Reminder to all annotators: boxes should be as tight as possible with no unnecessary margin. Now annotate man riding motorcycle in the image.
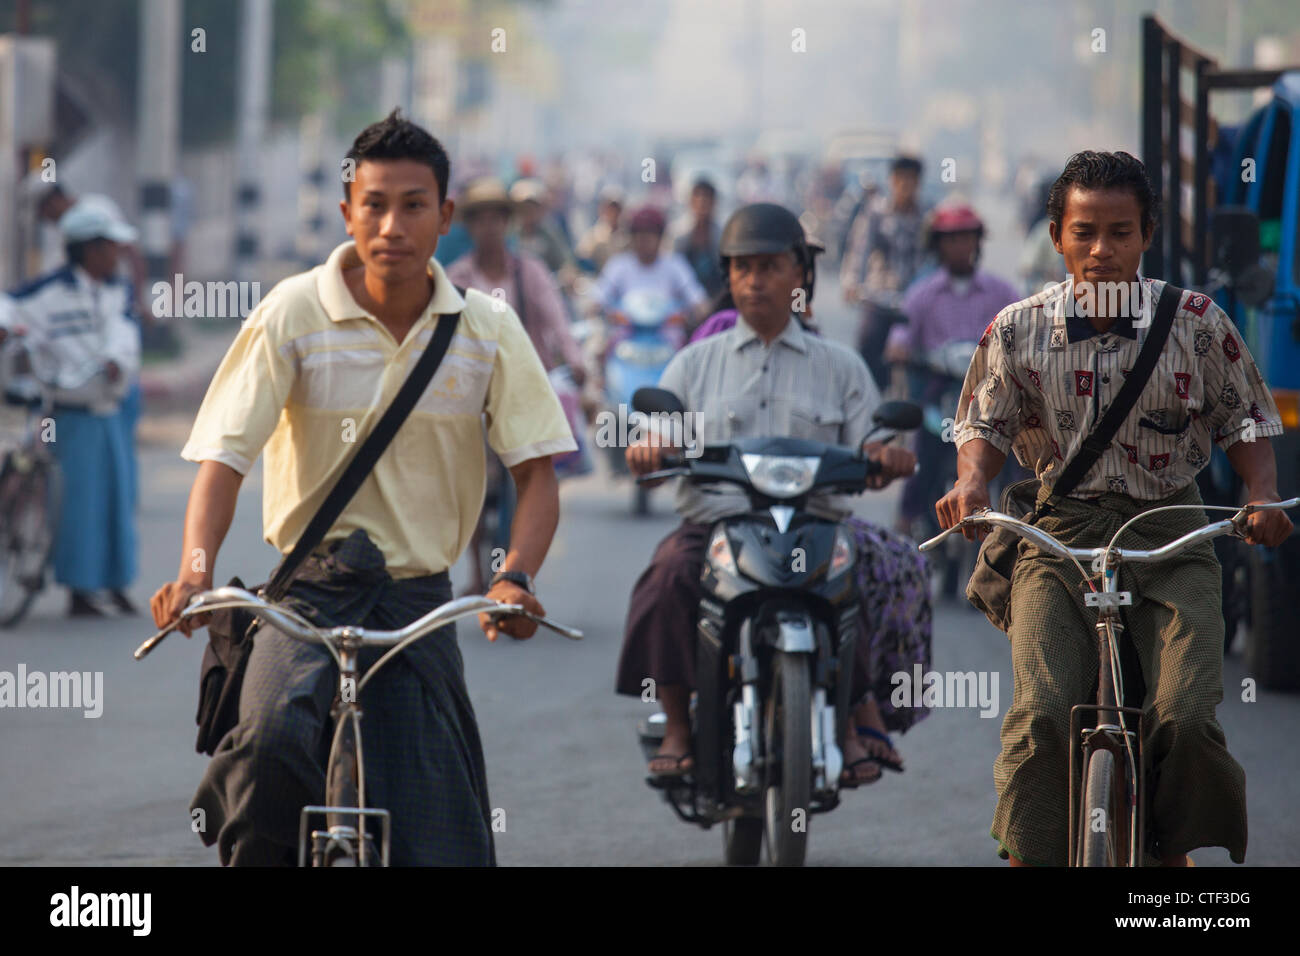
[884,204,1020,541]
[616,202,929,788]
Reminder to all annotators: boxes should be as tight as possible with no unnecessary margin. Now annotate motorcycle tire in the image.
[763,651,812,867]
[722,817,763,866]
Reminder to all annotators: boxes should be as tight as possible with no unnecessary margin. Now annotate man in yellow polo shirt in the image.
[150,110,576,865]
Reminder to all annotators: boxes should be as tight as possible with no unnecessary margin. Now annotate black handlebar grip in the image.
[661,452,684,469]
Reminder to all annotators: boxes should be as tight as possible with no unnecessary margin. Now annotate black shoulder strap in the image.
[263,309,461,600]
[1047,282,1183,503]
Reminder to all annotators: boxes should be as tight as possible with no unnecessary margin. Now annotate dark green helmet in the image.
[718,202,823,299]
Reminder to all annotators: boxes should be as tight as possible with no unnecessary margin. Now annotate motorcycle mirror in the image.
[1211,206,1261,280]
[872,400,923,432]
[632,386,685,416]
[1233,262,1274,308]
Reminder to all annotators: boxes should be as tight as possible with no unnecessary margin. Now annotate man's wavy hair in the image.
[1047,150,1160,237]
[343,108,450,204]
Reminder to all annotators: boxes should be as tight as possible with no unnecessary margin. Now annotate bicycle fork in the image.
[298,640,392,867]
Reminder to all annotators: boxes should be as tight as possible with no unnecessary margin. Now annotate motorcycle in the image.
[896,339,980,599]
[630,385,921,865]
[603,289,684,515]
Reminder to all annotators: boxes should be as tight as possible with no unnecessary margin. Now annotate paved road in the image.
[2,198,1296,865]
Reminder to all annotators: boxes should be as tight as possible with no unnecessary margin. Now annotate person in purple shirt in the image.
[883,205,1021,540]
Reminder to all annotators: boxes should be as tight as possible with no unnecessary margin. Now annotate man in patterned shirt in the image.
[937,151,1293,867]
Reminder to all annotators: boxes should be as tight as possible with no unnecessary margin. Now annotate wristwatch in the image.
[489,569,535,594]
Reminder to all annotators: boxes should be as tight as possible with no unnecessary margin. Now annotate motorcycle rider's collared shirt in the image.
[181,241,576,579]
[953,276,1283,500]
[887,267,1021,356]
[658,312,883,524]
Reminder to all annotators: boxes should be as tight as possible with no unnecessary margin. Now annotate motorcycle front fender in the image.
[771,610,816,653]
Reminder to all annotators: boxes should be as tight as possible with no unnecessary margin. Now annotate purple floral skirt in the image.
[847,517,933,734]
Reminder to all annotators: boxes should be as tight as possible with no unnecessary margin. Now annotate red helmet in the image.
[929,204,985,236]
[628,205,667,234]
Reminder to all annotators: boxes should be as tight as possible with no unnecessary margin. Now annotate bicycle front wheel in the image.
[1080,749,1123,866]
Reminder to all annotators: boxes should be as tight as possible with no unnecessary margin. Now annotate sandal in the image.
[838,756,884,789]
[647,752,694,778]
[855,726,905,773]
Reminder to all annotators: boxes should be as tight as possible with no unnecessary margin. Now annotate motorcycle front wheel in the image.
[763,651,812,866]
[722,816,763,865]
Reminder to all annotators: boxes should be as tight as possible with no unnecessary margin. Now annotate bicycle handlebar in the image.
[918,498,1300,567]
[133,586,584,661]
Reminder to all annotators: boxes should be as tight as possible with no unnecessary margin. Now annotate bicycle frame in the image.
[136,586,583,866]
[921,496,1299,866]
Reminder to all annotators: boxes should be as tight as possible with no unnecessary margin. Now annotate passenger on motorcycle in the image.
[883,204,1020,538]
[616,202,931,788]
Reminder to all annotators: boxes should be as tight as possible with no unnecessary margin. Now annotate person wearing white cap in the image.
[3,199,142,617]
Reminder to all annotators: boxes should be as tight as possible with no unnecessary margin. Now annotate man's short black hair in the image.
[691,177,717,198]
[343,108,450,203]
[891,155,923,176]
[1047,150,1160,236]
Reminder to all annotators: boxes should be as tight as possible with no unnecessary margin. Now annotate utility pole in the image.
[295,111,326,269]
[233,0,272,281]
[136,0,181,284]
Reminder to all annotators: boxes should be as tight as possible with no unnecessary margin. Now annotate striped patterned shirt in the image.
[953,277,1283,500]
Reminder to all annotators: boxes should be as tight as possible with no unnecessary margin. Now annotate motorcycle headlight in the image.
[829,525,856,580]
[707,526,737,576]
[741,454,820,499]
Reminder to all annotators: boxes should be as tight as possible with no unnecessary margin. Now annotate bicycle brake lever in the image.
[488,603,584,640]
[134,621,180,660]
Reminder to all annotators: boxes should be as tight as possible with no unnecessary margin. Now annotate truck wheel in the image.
[1247,538,1300,690]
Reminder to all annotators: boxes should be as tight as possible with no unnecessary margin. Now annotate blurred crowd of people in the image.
[0,133,1069,614]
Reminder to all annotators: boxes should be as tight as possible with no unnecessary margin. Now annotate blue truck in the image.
[1143,16,1300,688]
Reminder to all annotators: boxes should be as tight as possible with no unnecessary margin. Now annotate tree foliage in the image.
[0,0,410,147]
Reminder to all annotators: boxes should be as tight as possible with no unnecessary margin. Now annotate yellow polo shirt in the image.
[181,241,577,578]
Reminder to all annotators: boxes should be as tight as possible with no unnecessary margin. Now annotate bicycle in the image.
[0,337,104,627]
[134,585,583,866]
[920,496,1299,866]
